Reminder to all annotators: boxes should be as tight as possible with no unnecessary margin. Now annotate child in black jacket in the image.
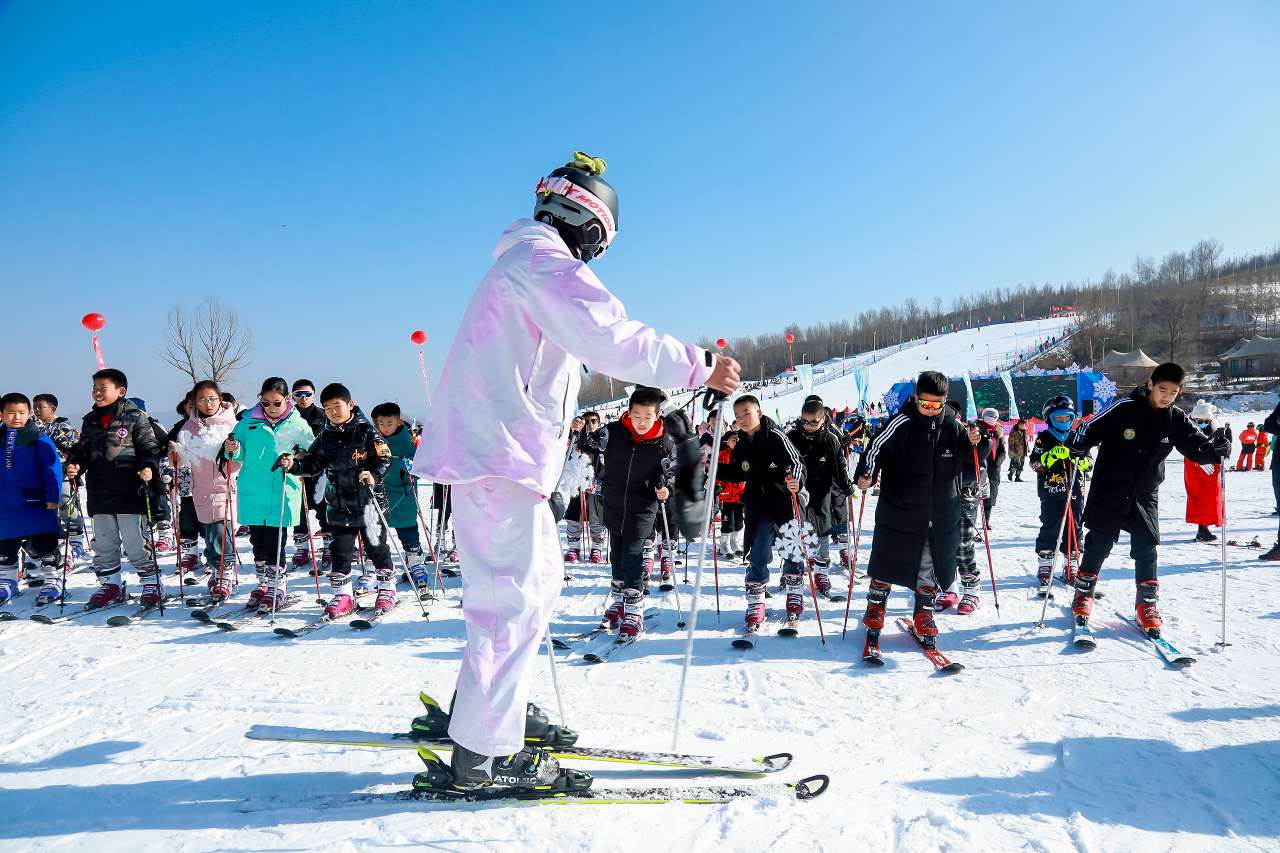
[280,384,396,619]
[1065,363,1227,636]
[581,387,673,638]
[853,372,984,650]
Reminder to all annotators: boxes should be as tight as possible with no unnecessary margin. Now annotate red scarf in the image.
[622,412,665,444]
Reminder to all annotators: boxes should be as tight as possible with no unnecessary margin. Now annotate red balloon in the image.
[410,330,428,345]
[785,333,795,344]
[81,312,106,332]
[715,338,727,349]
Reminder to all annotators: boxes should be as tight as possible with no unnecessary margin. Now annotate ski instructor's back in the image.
[413,152,740,794]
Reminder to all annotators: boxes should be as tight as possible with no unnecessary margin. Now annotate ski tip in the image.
[793,774,831,801]
[760,752,793,772]
[105,615,133,627]
[777,627,799,637]
[551,639,570,650]
[862,655,884,667]
[29,614,55,624]
[583,654,606,664]
[730,639,754,650]
[272,627,299,638]
[940,662,965,673]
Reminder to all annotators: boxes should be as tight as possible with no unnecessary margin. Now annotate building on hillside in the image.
[1094,349,1160,388]
[1218,337,1280,379]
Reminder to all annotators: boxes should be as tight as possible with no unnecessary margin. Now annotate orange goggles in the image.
[916,399,945,411]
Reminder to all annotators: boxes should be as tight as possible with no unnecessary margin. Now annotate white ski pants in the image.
[447,476,564,755]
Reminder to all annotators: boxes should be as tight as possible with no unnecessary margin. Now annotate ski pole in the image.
[673,386,727,753]
[217,482,234,600]
[659,498,686,628]
[788,489,827,645]
[542,627,569,731]
[1034,457,1079,628]
[270,469,288,624]
[841,488,868,640]
[170,481,185,592]
[710,514,721,616]
[410,478,444,599]
[59,484,74,614]
[972,445,1001,616]
[366,482,429,619]
[141,488,165,617]
[1216,460,1230,649]
[580,492,589,562]
[299,478,324,605]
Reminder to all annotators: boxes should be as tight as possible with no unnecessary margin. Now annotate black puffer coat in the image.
[786,425,853,536]
[584,416,674,541]
[291,408,392,528]
[67,399,161,516]
[719,415,806,527]
[1068,386,1222,542]
[854,400,985,589]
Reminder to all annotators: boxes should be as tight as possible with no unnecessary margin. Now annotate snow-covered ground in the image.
[4,354,1279,853]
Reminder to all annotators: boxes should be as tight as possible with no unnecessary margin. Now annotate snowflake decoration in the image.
[1093,376,1118,405]
[775,518,818,563]
[882,390,901,412]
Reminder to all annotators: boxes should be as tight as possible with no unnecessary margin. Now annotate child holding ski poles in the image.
[64,369,163,610]
[715,430,745,559]
[786,398,854,600]
[277,384,396,619]
[717,394,807,630]
[580,386,675,637]
[1028,395,1086,597]
[853,371,984,653]
[221,377,314,611]
[175,380,239,600]
[371,402,433,598]
[1063,363,1228,637]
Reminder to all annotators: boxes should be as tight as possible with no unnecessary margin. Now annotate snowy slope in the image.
[751,315,1076,421]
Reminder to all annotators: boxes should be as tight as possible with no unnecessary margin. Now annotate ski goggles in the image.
[915,399,945,412]
[800,417,824,426]
[292,390,314,399]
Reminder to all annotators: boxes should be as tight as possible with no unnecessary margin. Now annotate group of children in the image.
[0,368,456,621]
[552,360,1230,652]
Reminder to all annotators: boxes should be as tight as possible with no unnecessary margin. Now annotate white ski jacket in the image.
[414,219,715,498]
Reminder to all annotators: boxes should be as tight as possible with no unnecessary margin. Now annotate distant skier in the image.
[411,152,740,795]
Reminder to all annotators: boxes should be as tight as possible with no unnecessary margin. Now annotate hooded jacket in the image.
[413,219,716,498]
[291,407,393,529]
[583,413,674,541]
[1067,385,1222,541]
[0,421,62,540]
[175,402,239,525]
[67,398,161,517]
[854,399,985,589]
[224,401,314,527]
[380,423,420,530]
[786,424,853,536]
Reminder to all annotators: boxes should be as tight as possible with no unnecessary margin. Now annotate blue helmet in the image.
[1041,394,1075,439]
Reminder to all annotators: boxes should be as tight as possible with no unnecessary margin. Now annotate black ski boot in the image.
[410,746,592,800]
[411,692,579,747]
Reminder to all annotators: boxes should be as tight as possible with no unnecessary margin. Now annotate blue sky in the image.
[2,1,1277,421]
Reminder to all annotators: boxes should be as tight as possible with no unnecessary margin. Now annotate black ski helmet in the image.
[1040,394,1075,421]
[534,152,619,262]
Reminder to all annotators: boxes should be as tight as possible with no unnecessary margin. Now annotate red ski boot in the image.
[619,589,644,639]
[862,580,891,630]
[783,572,804,618]
[602,581,624,629]
[88,575,126,610]
[744,581,767,628]
[1071,571,1099,620]
[934,590,960,611]
[1135,580,1162,637]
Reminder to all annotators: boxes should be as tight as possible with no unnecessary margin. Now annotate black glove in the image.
[1212,432,1231,460]
[548,491,567,523]
[662,409,708,540]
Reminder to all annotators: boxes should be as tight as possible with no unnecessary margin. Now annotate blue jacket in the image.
[0,421,63,540]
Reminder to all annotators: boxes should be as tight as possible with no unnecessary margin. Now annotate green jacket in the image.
[226,403,314,527]
[382,424,420,530]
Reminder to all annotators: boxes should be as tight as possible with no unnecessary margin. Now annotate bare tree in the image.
[161,296,254,386]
